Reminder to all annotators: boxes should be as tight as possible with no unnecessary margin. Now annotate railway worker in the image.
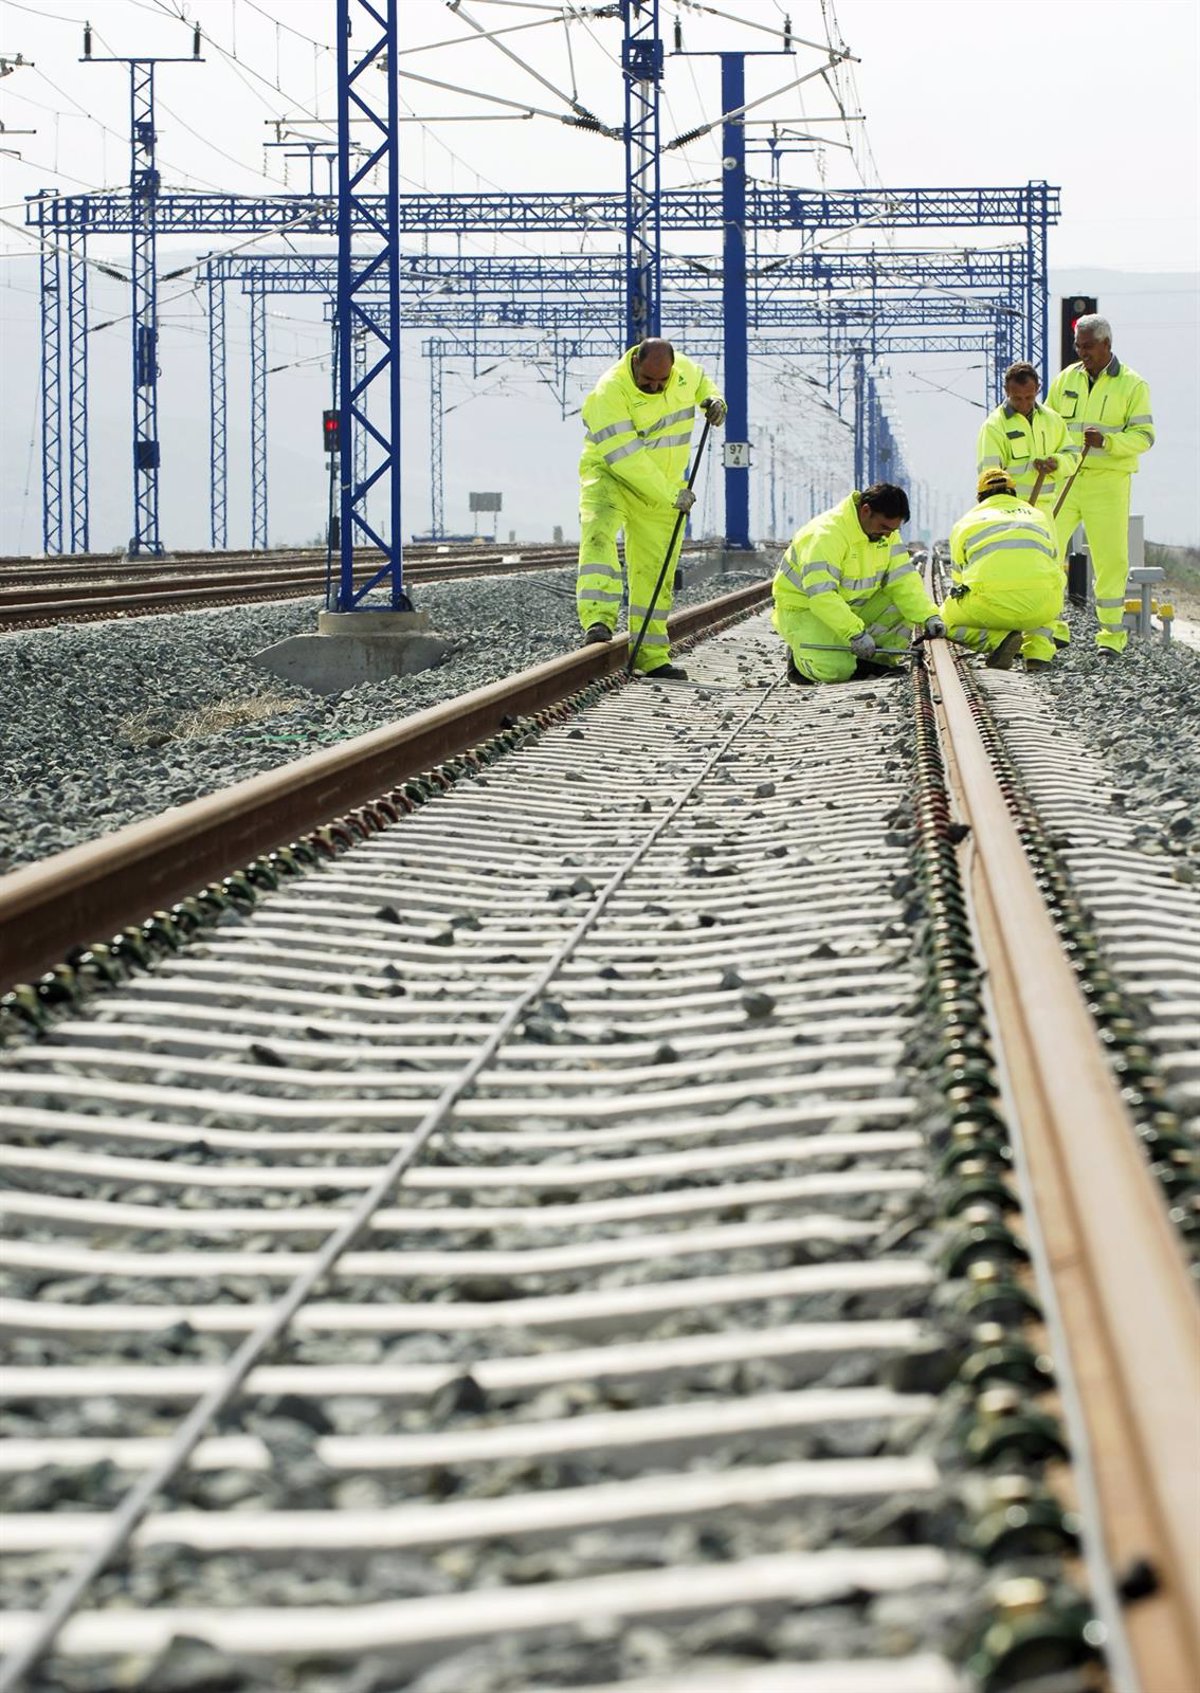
[938,469,1064,670]
[772,483,944,684]
[977,361,1068,519]
[1045,314,1155,656]
[576,336,726,680]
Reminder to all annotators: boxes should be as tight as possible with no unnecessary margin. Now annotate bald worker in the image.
[576,337,725,680]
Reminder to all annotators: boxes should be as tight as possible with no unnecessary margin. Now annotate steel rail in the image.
[927,637,1200,1692]
[0,658,781,1692]
[0,552,598,630]
[0,581,769,994]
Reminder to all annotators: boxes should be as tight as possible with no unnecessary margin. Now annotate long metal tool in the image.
[1051,441,1090,518]
[1028,466,1048,507]
[627,413,713,677]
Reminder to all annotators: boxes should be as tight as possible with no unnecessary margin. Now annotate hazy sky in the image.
[1,0,1197,552]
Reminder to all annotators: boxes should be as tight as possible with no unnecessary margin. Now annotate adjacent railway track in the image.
[0,542,601,631]
[0,587,1196,1692]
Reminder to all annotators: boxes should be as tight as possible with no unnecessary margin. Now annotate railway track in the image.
[0,589,1196,1692]
[0,542,597,631]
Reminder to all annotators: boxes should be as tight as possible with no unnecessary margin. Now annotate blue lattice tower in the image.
[852,347,867,490]
[249,284,269,549]
[335,0,407,611]
[84,30,201,555]
[352,327,369,501]
[39,217,64,555]
[65,204,89,553]
[720,51,751,549]
[206,260,227,550]
[622,0,662,347]
[428,339,444,539]
[1024,180,1051,371]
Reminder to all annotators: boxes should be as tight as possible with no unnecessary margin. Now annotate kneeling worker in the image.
[938,469,1063,669]
[773,484,943,684]
[576,336,726,680]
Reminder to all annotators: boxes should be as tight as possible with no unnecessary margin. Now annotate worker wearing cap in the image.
[576,337,725,680]
[1045,314,1155,656]
[773,483,943,684]
[977,362,1069,517]
[938,469,1063,670]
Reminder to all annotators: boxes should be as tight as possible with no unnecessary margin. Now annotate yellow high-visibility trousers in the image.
[1052,473,1133,654]
[938,568,1063,663]
[577,486,683,673]
[773,588,911,683]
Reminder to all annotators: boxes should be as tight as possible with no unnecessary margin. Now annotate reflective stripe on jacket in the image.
[1046,356,1155,477]
[949,494,1061,584]
[579,348,720,508]
[773,491,936,641]
[976,401,1069,501]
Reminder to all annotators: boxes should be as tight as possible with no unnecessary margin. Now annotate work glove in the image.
[923,615,947,639]
[702,397,727,426]
[673,487,696,513]
[848,631,876,660]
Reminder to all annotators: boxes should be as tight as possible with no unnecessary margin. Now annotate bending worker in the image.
[938,469,1064,671]
[576,336,725,681]
[1046,314,1155,656]
[977,360,1068,519]
[773,483,944,684]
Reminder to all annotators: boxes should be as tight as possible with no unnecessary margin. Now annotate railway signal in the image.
[322,409,341,454]
[1060,295,1098,369]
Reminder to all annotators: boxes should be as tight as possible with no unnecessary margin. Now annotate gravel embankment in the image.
[1036,608,1200,864]
[0,565,767,872]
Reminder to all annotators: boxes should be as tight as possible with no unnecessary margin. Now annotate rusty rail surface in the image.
[0,582,769,993]
[927,638,1200,1692]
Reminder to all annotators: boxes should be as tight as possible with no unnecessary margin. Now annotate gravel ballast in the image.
[0,564,766,872]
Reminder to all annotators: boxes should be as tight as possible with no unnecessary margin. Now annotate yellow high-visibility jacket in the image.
[976,402,1069,504]
[1045,357,1155,478]
[949,494,1061,583]
[774,492,936,640]
[579,348,720,509]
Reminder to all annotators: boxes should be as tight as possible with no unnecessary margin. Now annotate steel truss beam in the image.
[29,183,1061,238]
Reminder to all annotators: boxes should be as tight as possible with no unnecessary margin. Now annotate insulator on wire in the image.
[193,24,201,58]
[783,15,793,49]
[83,21,92,58]
[674,16,683,50]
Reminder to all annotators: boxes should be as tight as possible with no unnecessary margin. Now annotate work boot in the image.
[1023,657,1053,672]
[786,651,813,685]
[986,631,1024,671]
[643,662,689,681]
[583,624,613,645]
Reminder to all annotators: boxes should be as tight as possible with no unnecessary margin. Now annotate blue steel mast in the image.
[250,283,268,549]
[83,21,201,556]
[334,0,408,611]
[206,260,227,550]
[64,202,89,553]
[622,1,662,347]
[38,214,63,555]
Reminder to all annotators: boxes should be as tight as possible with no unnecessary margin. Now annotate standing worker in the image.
[977,361,1068,516]
[576,337,725,680]
[1046,315,1155,656]
[772,484,944,684]
[938,470,1064,671]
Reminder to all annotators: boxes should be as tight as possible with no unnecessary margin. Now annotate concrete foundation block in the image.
[252,625,453,694]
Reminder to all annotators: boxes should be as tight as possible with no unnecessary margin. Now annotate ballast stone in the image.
[252,609,452,695]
